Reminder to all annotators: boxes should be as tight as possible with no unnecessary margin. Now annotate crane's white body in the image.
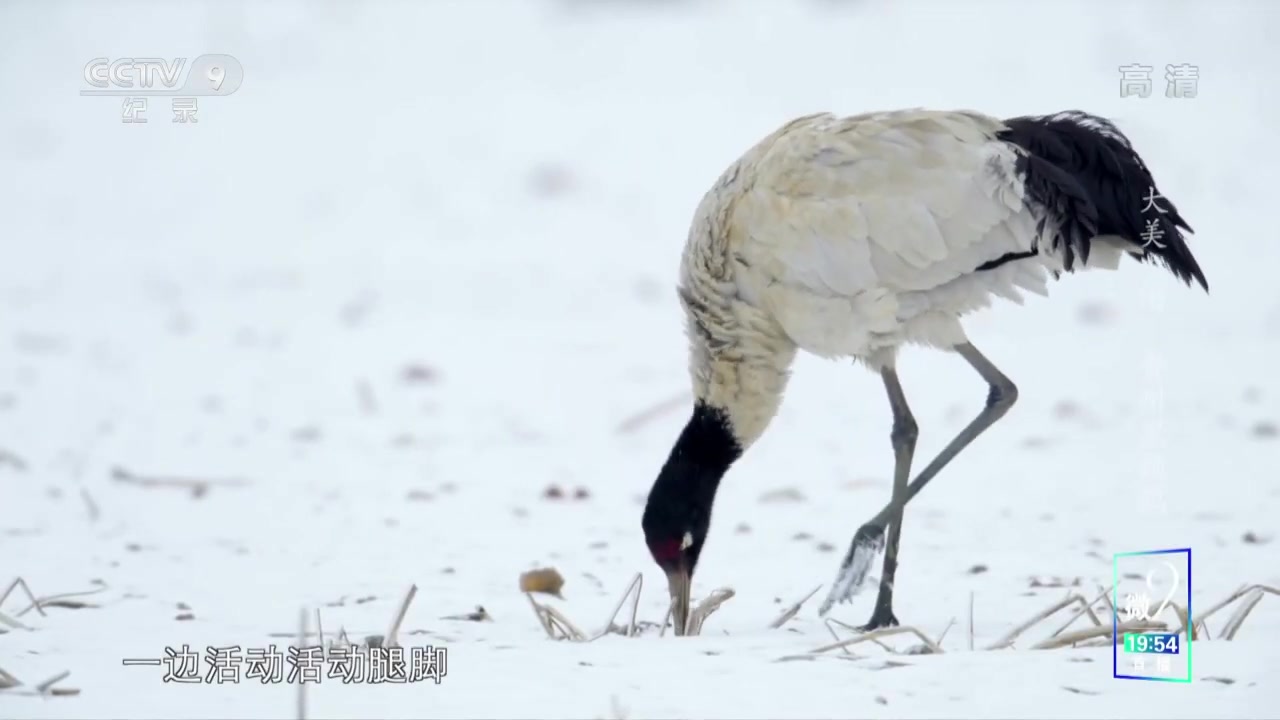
[643,107,1202,630]
[678,109,1141,448]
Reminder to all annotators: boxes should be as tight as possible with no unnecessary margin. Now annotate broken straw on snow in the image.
[784,579,1277,661]
[523,570,737,639]
[297,608,308,720]
[517,568,1273,650]
[110,465,251,498]
[0,578,82,696]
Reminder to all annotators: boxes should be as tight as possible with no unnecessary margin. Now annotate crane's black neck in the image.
[666,401,741,483]
[642,401,742,561]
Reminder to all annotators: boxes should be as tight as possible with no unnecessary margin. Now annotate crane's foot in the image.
[856,603,900,632]
[817,523,886,616]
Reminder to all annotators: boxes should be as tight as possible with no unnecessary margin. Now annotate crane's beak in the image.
[665,565,691,636]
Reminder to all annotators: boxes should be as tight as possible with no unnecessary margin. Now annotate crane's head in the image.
[642,488,710,637]
[641,402,741,636]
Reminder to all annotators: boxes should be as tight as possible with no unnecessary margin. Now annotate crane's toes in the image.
[856,606,900,632]
[816,524,886,616]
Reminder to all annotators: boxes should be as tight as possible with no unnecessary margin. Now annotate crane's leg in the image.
[819,342,1018,620]
[855,364,918,630]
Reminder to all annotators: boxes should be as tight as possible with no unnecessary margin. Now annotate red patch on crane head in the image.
[647,538,684,564]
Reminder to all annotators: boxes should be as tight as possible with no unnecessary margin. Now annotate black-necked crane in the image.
[641,109,1207,636]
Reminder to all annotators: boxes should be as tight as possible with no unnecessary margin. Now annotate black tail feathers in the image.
[997,110,1208,292]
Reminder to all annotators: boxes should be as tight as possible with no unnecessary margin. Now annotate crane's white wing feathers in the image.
[722,111,1060,357]
[739,112,1038,294]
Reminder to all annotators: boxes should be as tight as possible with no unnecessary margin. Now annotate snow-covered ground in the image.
[2,0,1278,717]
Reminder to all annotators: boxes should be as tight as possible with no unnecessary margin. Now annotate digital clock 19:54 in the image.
[1123,632,1180,654]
